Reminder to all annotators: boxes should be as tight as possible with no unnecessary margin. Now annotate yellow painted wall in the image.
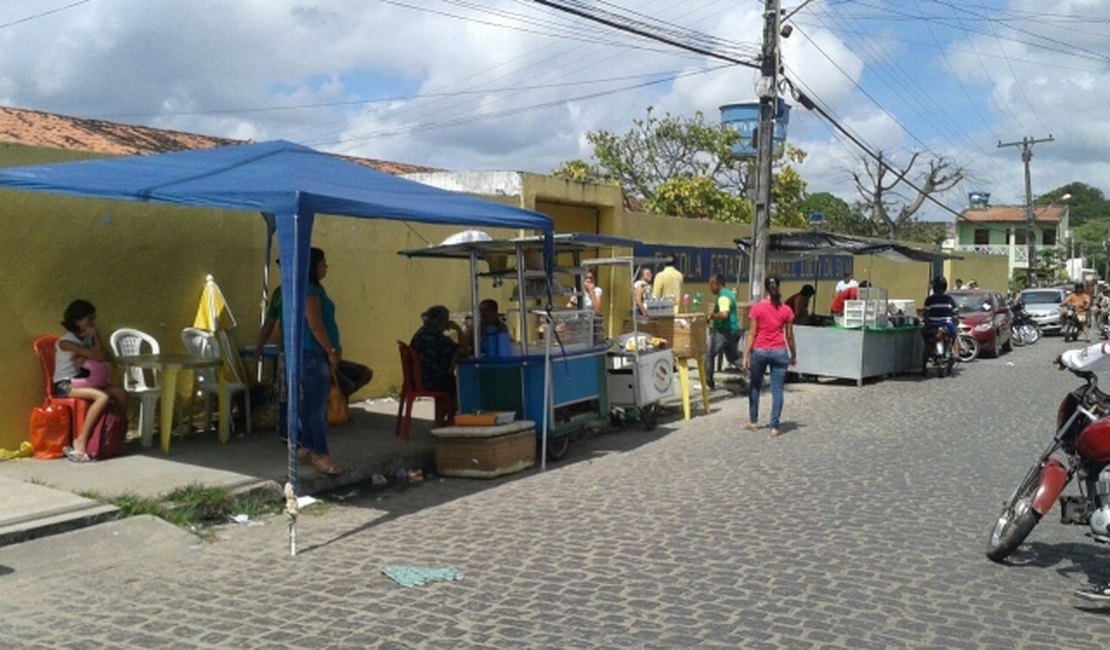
[944,254,1011,294]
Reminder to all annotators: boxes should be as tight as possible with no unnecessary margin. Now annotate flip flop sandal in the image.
[312,458,342,476]
[63,446,92,463]
[742,423,760,431]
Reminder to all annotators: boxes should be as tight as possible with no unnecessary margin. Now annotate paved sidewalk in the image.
[0,398,440,545]
[0,378,726,546]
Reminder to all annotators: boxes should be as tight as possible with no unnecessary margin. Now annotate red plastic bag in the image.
[87,403,128,460]
[29,402,72,459]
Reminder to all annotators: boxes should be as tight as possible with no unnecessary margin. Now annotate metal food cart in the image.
[400,233,639,463]
[583,255,675,430]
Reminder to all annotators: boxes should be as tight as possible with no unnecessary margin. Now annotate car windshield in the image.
[953,292,992,312]
[1022,291,1062,305]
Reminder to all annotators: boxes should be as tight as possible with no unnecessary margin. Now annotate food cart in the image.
[400,233,639,462]
[583,256,675,430]
[734,232,955,386]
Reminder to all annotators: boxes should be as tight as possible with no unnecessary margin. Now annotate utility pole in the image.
[998,135,1053,287]
[750,0,781,302]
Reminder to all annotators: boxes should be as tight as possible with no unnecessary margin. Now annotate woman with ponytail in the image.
[741,275,797,437]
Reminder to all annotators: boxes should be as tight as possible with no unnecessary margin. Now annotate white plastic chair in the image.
[181,327,251,436]
[109,327,162,448]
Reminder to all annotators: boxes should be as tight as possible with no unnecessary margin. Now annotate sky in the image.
[0,0,1107,220]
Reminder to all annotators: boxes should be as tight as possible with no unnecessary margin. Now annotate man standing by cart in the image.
[705,273,742,390]
[653,258,684,315]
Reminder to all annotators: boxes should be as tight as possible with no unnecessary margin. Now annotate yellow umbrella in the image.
[193,274,248,383]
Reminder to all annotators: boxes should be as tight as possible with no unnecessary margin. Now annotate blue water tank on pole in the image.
[720,99,791,159]
[968,191,990,209]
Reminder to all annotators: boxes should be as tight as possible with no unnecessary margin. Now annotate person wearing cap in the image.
[742,275,796,437]
[967,279,978,290]
[410,305,467,394]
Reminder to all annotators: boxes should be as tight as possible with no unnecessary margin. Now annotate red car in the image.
[950,290,1013,357]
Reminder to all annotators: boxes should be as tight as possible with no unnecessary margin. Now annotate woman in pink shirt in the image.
[742,276,797,437]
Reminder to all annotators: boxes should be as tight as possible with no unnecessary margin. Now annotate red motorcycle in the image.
[986,364,1110,562]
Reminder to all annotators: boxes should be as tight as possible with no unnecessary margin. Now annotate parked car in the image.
[950,290,1012,357]
[1019,287,1066,335]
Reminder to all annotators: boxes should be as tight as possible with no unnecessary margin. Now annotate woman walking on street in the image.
[742,275,796,437]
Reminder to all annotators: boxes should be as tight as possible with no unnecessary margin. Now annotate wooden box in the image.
[624,314,708,357]
[431,421,536,479]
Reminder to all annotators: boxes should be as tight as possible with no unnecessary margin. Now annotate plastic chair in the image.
[32,335,88,441]
[109,328,162,448]
[396,340,455,439]
[181,327,251,436]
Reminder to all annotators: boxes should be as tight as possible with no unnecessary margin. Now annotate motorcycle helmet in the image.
[931,276,948,294]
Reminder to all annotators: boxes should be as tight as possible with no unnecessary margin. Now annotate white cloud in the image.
[0,0,1105,209]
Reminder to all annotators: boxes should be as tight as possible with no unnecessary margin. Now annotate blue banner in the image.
[633,244,853,283]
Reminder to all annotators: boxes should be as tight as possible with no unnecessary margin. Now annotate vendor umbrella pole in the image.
[284,481,298,557]
[541,310,553,471]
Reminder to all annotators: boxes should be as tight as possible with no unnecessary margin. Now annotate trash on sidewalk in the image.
[371,474,388,486]
[229,513,263,526]
[0,441,32,461]
[295,495,319,509]
[334,489,360,501]
[382,565,463,587]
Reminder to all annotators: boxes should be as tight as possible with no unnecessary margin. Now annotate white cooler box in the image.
[607,348,675,406]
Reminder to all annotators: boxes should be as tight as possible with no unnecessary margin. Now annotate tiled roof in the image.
[0,105,436,174]
[958,205,1064,224]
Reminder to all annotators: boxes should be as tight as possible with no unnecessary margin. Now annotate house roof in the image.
[0,105,436,175]
[958,205,1065,224]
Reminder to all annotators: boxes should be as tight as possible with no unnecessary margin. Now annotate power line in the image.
[0,0,92,30]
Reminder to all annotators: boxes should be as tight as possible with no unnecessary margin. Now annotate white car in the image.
[1019,288,1066,334]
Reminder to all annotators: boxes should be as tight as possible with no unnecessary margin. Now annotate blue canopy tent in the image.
[0,139,553,554]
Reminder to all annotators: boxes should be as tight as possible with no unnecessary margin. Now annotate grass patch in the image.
[82,483,282,530]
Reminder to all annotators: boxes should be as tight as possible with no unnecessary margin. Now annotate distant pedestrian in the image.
[652,260,684,315]
[835,272,858,294]
[742,275,796,437]
[704,273,741,391]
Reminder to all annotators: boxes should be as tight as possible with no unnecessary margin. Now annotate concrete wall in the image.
[945,254,1011,294]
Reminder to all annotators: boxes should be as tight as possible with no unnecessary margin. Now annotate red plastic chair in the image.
[32,335,89,441]
[395,340,455,439]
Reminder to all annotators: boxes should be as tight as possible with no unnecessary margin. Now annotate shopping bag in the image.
[29,402,72,459]
[326,373,349,427]
[87,403,128,460]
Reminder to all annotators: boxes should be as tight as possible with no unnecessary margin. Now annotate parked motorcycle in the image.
[1062,305,1082,342]
[956,330,980,362]
[986,364,1110,562]
[1009,300,1041,347]
[922,317,957,377]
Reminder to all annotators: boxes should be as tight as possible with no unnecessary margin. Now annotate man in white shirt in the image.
[835,272,858,294]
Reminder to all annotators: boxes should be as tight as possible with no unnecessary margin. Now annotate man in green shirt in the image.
[705,273,742,390]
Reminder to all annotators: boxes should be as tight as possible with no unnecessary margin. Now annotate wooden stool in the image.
[674,355,710,420]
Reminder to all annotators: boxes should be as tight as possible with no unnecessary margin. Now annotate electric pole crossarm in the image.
[998,135,1054,287]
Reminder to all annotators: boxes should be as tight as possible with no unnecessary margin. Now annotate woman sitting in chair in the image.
[55,299,127,463]
[410,305,467,394]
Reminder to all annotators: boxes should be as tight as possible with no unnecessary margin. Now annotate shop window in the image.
[973,229,990,245]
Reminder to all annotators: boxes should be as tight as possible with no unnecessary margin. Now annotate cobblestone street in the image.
[3,337,1109,649]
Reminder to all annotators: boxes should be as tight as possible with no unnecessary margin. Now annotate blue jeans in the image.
[299,350,330,456]
[748,348,790,429]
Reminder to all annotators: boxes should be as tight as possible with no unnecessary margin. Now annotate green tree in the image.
[797,193,872,235]
[552,107,806,225]
[1036,182,1109,227]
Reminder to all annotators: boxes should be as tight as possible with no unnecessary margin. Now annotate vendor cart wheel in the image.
[642,405,658,431]
[609,411,625,429]
[545,435,570,462]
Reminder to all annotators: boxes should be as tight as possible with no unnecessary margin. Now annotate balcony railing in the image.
[951,244,1059,268]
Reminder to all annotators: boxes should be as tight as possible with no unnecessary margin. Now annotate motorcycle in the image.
[922,317,957,377]
[1009,300,1041,347]
[956,329,980,363]
[986,364,1110,562]
[1062,305,1082,342]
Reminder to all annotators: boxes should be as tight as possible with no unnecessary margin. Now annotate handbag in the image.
[29,402,72,459]
[87,402,128,460]
[70,359,110,389]
[326,371,349,427]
